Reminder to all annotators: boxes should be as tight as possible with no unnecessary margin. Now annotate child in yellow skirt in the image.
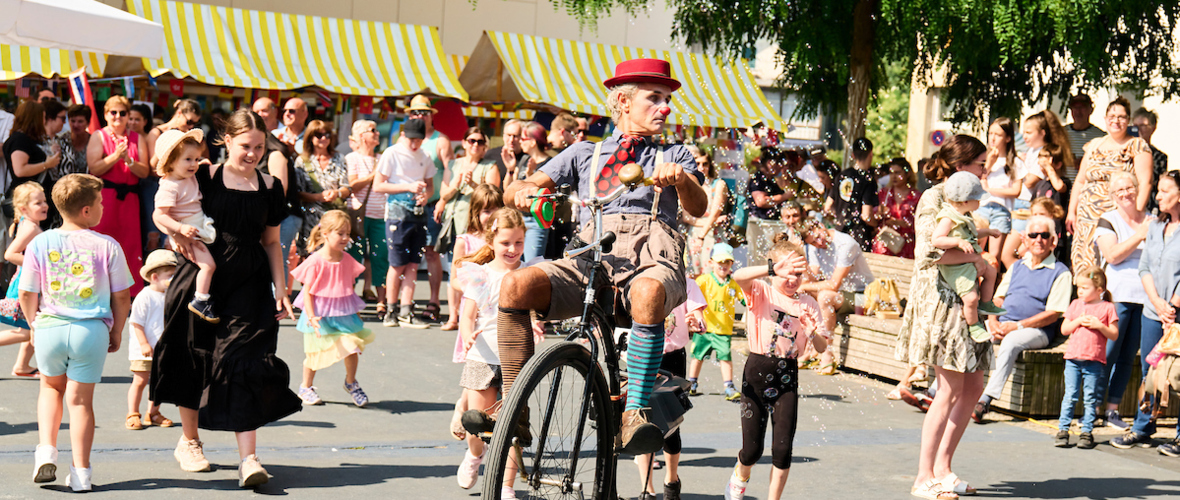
[290,210,375,407]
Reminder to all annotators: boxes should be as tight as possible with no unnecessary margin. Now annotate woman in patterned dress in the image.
[1067,96,1153,272]
[294,120,350,254]
[895,135,991,500]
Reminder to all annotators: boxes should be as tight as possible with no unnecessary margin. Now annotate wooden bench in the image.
[830,253,1177,418]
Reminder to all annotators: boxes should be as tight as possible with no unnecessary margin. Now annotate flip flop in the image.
[11,369,39,378]
[938,473,976,496]
[912,478,958,500]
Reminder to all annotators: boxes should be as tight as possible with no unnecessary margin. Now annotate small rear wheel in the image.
[481,341,615,499]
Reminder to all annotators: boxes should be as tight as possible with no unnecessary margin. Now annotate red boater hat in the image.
[603,58,682,92]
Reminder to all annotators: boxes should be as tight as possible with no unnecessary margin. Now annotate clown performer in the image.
[463,58,805,455]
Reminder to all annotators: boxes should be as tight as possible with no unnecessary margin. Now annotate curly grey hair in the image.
[605,84,638,125]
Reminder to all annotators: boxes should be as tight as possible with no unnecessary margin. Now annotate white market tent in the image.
[0,0,163,59]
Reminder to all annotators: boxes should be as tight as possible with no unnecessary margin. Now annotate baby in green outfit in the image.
[933,171,1006,341]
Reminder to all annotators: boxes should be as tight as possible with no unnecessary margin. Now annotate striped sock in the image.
[625,322,665,411]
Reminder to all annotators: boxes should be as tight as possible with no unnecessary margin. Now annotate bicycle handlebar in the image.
[526,163,650,208]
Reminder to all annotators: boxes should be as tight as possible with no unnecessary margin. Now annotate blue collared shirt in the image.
[1139,219,1180,321]
[539,129,702,226]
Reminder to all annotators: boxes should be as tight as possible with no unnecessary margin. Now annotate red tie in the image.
[596,135,641,194]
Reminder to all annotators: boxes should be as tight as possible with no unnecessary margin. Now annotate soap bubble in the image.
[764,387,779,399]
[781,374,792,385]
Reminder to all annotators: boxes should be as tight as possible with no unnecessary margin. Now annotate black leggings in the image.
[659,348,686,455]
[738,353,799,469]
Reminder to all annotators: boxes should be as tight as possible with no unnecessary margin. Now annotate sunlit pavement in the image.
[1,284,1179,499]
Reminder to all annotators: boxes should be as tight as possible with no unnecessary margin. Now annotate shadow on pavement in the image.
[799,393,844,402]
[101,376,134,384]
[0,420,38,436]
[366,400,454,414]
[678,455,817,468]
[986,477,1180,498]
[91,462,455,493]
[268,420,337,428]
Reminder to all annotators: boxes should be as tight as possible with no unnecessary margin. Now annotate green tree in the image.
[538,0,1180,141]
[864,61,910,162]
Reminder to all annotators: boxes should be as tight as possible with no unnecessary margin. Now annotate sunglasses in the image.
[283,108,298,114]
[312,132,329,139]
[1027,231,1053,240]
[108,110,128,117]
[186,119,200,127]
[465,138,487,145]
[576,129,588,135]
[409,110,431,117]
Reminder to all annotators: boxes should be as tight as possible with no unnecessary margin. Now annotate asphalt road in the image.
[2,295,1180,499]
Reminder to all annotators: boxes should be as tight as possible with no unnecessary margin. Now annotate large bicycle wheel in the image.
[482,340,615,500]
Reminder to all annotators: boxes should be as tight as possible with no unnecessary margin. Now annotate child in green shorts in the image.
[932,172,1005,342]
[689,243,746,401]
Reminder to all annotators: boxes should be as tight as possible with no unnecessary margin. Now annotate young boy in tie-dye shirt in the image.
[21,174,133,492]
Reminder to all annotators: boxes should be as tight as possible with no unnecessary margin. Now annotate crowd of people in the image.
[2,72,1179,500]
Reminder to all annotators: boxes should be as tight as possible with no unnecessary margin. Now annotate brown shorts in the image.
[533,213,687,322]
[130,359,152,372]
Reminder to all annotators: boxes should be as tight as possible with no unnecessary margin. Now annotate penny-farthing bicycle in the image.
[481,164,668,500]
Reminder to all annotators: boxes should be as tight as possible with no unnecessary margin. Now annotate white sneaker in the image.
[724,468,748,500]
[457,449,482,489]
[67,465,92,492]
[501,486,518,499]
[32,444,57,483]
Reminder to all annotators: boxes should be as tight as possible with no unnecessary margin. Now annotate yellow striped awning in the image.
[126,0,467,100]
[1,45,105,80]
[459,31,786,130]
[446,54,533,120]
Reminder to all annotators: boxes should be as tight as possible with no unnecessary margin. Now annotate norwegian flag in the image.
[67,68,101,133]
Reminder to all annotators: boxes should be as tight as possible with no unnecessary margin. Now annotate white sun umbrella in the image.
[0,0,163,59]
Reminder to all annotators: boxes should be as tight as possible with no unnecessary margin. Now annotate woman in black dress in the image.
[150,109,300,488]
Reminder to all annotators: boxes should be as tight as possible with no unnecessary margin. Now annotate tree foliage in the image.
[542,0,1180,126]
[865,61,910,161]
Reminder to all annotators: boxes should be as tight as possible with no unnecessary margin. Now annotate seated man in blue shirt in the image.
[464,58,710,456]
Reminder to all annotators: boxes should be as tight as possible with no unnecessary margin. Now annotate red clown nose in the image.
[657,105,671,116]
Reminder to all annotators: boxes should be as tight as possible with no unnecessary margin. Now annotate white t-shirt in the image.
[128,288,165,361]
[982,156,1029,209]
[376,142,436,201]
[460,259,541,365]
[1094,210,1148,305]
[806,230,874,293]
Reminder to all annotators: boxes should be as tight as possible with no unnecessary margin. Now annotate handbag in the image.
[876,226,906,255]
[862,278,903,318]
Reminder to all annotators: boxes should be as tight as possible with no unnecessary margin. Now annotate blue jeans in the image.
[975,203,1012,233]
[1059,359,1104,432]
[1010,199,1032,233]
[279,214,303,274]
[1130,316,1166,437]
[1104,302,1143,404]
[523,216,549,262]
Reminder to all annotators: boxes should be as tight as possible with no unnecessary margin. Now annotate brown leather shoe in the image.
[461,402,532,447]
[620,408,663,455]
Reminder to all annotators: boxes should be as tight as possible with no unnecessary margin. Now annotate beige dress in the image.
[1071,136,1150,271]
[895,183,993,373]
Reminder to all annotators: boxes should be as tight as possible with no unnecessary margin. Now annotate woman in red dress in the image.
[872,159,919,258]
[86,95,150,295]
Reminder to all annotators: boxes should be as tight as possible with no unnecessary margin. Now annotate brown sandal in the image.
[375,302,387,317]
[125,412,143,430]
[149,411,174,427]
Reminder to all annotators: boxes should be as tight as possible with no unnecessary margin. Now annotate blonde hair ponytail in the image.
[9,182,44,237]
[306,210,351,253]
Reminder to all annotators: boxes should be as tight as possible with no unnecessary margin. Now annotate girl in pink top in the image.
[1056,268,1118,448]
[152,129,219,323]
[725,234,826,500]
[290,211,374,408]
[443,185,504,332]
